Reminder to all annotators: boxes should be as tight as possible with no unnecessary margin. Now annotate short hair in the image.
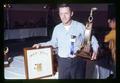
[57,3,73,12]
[109,17,116,23]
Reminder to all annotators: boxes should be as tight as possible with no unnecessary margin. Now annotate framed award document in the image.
[24,46,54,79]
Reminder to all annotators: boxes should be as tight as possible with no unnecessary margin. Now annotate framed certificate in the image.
[24,46,54,79]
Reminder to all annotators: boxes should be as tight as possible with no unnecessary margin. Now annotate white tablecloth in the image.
[4,56,58,79]
[4,56,26,79]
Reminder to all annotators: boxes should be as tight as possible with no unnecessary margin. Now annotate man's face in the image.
[59,7,73,25]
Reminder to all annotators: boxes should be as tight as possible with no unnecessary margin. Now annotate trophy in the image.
[4,47,13,67]
[75,7,98,60]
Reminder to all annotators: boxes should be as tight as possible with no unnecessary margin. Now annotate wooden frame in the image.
[24,46,54,79]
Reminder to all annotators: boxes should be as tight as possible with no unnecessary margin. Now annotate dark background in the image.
[1,0,119,82]
[3,3,115,57]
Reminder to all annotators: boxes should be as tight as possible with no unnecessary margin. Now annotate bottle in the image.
[70,35,76,55]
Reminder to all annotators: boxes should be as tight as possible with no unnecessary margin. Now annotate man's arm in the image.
[32,27,58,48]
[91,36,99,60]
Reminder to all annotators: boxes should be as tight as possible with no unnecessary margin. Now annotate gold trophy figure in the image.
[34,64,42,72]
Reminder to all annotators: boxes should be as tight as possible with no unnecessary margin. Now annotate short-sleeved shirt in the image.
[41,20,99,58]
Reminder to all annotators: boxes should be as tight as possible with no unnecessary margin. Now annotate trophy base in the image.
[4,57,13,67]
[75,50,92,60]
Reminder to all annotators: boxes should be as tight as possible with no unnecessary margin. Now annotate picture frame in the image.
[24,46,54,79]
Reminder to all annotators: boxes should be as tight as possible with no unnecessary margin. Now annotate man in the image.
[32,4,99,79]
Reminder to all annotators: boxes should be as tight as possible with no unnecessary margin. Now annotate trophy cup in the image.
[4,47,13,67]
[75,7,98,60]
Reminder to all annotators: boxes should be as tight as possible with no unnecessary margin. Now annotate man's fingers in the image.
[91,55,94,60]
[32,44,39,48]
[91,53,97,60]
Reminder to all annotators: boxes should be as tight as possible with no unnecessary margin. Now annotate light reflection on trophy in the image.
[75,7,98,59]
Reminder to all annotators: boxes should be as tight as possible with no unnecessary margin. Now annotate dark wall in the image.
[8,10,48,28]
[4,4,109,29]
[6,10,108,28]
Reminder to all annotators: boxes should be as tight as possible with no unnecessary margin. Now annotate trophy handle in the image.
[76,7,98,60]
[84,7,98,46]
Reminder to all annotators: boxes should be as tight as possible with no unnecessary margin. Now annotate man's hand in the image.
[84,45,90,52]
[32,44,41,49]
[91,52,97,60]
